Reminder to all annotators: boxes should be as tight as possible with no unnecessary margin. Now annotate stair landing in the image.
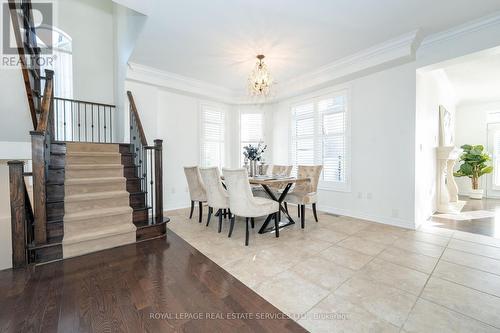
[62,142,136,258]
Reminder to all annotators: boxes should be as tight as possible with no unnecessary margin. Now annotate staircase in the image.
[62,143,136,258]
[7,0,167,268]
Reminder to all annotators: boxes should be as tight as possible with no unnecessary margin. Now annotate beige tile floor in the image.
[167,207,500,333]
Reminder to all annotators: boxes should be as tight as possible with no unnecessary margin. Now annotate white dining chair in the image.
[222,168,280,246]
[285,165,323,228]
[200,167,230,233]
[183,166,207,223]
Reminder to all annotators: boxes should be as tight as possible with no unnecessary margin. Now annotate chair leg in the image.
[300,205,305,229]
[274,213,279,238]
[218,211,223,233]
[284,202,289,214]
[198,202,203,223]
[206,207,213,226]
[228,208,232,218]
[223,209,227,219]
[189,201,195,219]
[245,217,250,246]
[228,215,235,238]
[298,205,301,218]
[251,218,255,229]
[312,203,319,222]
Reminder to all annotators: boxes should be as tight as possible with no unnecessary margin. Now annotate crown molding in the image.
[421,12,500,48]
[126,62,241,103]
[127,30,422,104]
[275,30,422,100]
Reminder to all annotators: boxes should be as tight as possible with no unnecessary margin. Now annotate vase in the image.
[469,188,484,200]
[249,160,257,177]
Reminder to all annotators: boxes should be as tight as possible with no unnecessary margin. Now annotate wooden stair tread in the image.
[134,217,170,228]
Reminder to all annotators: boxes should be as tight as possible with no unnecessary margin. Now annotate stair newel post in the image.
[45,70,55,139]
[154,139,163,222]
[8,161,27,268]
[30,131,47,245]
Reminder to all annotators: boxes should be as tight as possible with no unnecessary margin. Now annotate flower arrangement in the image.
[243,142,267,161]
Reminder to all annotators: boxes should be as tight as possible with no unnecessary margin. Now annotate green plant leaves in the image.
[455,144,493,179]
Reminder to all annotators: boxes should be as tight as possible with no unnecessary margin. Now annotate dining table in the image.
[248,176,311,234]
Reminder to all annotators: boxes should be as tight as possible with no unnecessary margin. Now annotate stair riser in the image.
[65,213,133,230]
[66,143,119,153]
[64,211,131,224]
[66,155,121,165]
[65,181,126,196]
[63,230,136,258]
[65,196,130,214]
[66,168,123,179]
[133,209,148,222]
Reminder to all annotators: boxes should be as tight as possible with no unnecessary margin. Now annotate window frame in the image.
[199,102,227,169]
[239,110,266,166]
[289,88,351,192]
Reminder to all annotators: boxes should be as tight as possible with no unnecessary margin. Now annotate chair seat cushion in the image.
[285,192,317,205]
[251,197,279,216]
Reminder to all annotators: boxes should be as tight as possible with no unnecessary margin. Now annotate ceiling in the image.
[129,0,500,92]
[445,52,500,106]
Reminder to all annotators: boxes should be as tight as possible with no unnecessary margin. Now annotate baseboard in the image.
[165,204,190,212]
[317,204,415,230]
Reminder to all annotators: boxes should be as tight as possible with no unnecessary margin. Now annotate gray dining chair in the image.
[285,165,323,228]
[222,168,280,246]
[184,166,207,223]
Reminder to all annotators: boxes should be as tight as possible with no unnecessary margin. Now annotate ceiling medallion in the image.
[248,54,274,97]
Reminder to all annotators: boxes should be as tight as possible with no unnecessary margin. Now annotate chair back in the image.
[295,165,323,193]
[272,165,293,177]
[222,168,254,216]
[183,166,207,201]
[200,167,228,209]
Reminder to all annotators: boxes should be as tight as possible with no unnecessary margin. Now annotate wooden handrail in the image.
[8,0,38,129]
[127,91,148,146]
[53,97,116,108]
[36,70,54,133]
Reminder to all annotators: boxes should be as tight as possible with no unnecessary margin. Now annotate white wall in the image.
[272,64,417,229]
[125,80,237,210]
[55,0,115,105]
[415,69,456,226]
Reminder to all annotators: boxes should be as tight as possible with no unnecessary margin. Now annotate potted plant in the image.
[453,144,493,199]
[243,142,267,177]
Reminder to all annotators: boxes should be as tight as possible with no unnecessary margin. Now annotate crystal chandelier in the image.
[248,55,273,96]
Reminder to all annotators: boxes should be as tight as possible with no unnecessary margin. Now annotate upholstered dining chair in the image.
[200,167,230,233]
[284,165,323,228]
[253,165,293,198]
[183,166,207,223]
[222,168,280,246]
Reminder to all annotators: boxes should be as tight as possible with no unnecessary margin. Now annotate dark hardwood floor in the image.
[0,232,306,333]
[430,196,500,238]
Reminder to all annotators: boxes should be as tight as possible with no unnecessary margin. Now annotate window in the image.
[200,104,225,168]
[291,91,349,190]
[240,112,264,165]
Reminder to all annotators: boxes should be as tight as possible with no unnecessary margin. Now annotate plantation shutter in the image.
[319,96,346,182]
[240,113,264,164]
[200,105,225,168]
[291,103,315,173]
[493,131,500,188]
[290,91,349,188]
